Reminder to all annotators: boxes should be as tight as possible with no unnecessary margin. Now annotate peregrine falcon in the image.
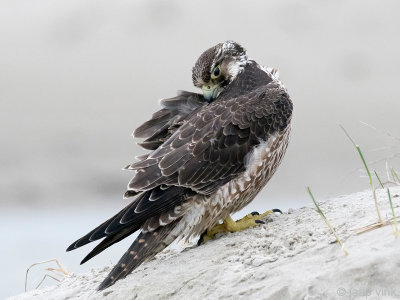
[67,41,293,290]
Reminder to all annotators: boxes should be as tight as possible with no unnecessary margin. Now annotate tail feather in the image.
[80,225,139,265]
[98,219,181,291]
[66,202,135,252]
[67,186,191,253]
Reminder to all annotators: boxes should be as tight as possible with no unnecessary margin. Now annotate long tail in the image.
[80,226,138,265]
[98,219,181,291]
[66,186,192,262]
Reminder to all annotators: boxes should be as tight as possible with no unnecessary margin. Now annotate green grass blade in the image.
[391,168,400,184]
[387,188,398,237]
[355,146,373,185]
[340,125,382,223]
[374,170,384,189]
[307,187,348,256]
[339,124,357,148]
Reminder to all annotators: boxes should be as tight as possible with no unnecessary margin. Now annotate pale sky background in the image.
[1,0,400,298]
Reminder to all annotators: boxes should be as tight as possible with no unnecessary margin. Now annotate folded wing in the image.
[127,86,293,195]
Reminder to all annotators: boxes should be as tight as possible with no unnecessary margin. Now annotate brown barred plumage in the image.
[67,41,293,291]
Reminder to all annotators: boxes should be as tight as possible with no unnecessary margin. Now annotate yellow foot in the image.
[197,209,281,245]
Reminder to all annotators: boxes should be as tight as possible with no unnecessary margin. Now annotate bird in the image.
[66,41,293,291]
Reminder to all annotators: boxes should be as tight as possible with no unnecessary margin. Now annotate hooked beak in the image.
[202,84,219,101]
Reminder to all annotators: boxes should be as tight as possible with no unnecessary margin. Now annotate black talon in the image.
[197,230,208,246]
[251,211,260,216]
[272,209,282,214]
[255,220,265,224]
[197,236,204,246]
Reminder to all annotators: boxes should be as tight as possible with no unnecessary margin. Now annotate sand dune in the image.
[9,187,400,299]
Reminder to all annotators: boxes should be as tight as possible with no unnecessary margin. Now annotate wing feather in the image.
[127,86,293,195]
[133,91,207,150]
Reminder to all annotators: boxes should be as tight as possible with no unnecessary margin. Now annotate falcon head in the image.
[192,41,248,101]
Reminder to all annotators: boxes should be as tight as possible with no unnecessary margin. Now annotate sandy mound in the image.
[9,187,400,300]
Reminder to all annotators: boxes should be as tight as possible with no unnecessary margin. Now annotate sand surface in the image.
[9,187,400,300]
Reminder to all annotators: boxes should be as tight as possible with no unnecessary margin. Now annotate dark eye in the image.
[212,66,221,79]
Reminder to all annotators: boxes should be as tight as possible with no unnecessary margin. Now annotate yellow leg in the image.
[198,209,281,245]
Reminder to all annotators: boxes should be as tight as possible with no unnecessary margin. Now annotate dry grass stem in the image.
[25,258,68,292]
[353,216,400,235]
